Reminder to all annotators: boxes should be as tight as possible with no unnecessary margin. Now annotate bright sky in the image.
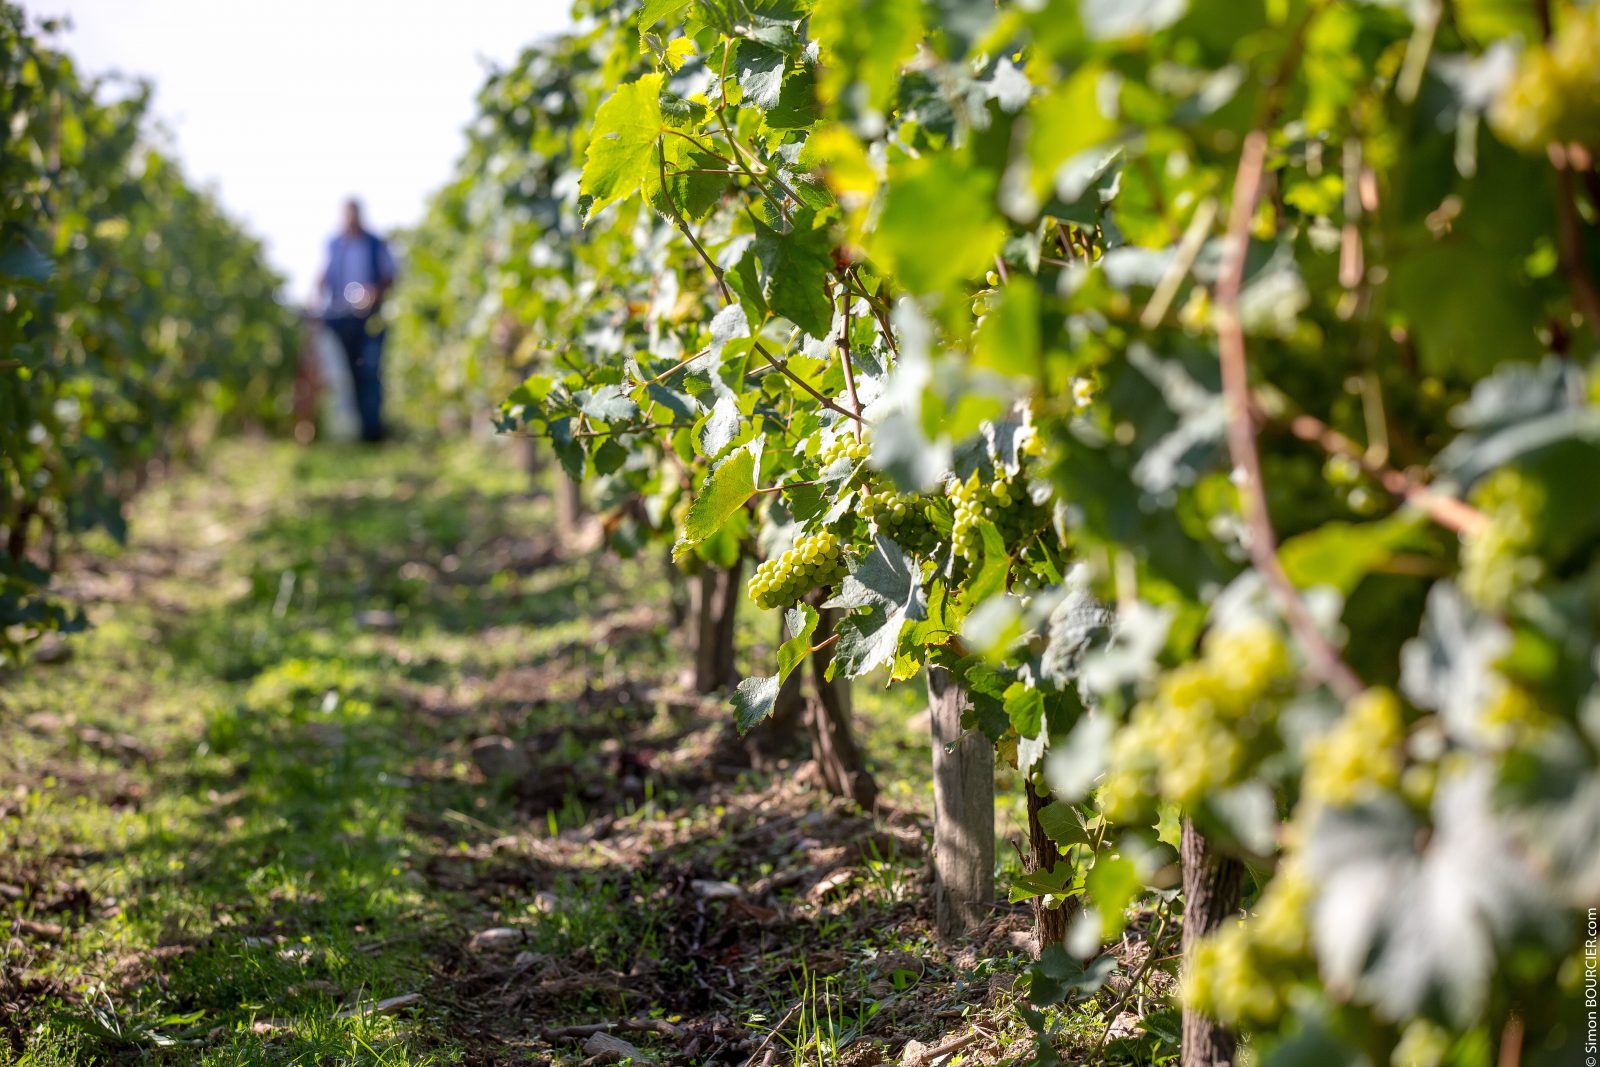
[41,0,575,302]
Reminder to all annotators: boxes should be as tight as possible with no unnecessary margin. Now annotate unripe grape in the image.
[1250,864,1311,959]
[1459,467,1545,611]
[1099,622,1294,821]
[947,467,1049,564]
[820,434,871,470]
[859,486,938,555]
[1491,6,1600,154]
[747,529,848,609]
[1303,687,1403,808]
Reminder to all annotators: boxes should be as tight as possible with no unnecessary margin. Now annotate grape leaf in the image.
[825,536,928,676]
[871,155,1005,296]
[1035,801,1092,848]
[579,74,664,219]
[675,443,758,558]
[637,0,691,29]
[732,604,820,731]
[749,214,836,339]
[737,42,786,110]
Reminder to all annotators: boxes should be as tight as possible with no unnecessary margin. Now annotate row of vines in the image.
[392,0,1600,1063]
[0,4,301,659]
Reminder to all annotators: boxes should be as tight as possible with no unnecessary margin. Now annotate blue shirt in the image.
[324,231,396,317]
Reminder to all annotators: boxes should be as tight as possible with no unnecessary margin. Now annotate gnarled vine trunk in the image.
[927,666,994,938]
[1180,819,1244,1067]
[1025,778,1068,953]
[692,560,742,694]
[806,601,877,810]
[739,611,808,765]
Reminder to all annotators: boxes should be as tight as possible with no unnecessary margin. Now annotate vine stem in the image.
[1531,0,1600,332]
[1252,392,1489,536]
[751,339,862,424]
[1550,144,1600,331]
[808,632,841,655]
[837,283,864,441]
[640,347,709,387]
[658,144,732,304]
[753,479,820,495]
[1216,129,1364,702]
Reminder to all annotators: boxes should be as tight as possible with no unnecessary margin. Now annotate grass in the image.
[1,436,1181,1066]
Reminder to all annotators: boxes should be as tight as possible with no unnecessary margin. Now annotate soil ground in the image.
[0,439,1178,1066]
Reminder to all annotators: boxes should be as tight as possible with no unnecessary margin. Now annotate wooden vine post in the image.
[926,666,994,938]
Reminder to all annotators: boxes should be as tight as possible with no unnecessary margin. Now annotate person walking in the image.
[319,199,397,442]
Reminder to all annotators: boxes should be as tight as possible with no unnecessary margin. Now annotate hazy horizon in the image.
[39,0,576,303]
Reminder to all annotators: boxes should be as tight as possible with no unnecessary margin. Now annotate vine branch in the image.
[1252,390,1489,536]
[658,143,732,304]
[751,339,862,423]
[1217,129,1364,702]
[837,282,864,441]
[1549,144,1600,331]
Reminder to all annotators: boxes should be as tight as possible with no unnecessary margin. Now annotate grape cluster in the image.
[947,470,1048,563]
[1479,677,1554,749]
[819,434,871,469]
[1459,468,1545,611]
[1302,687,1404,809]
[859,487,937,555]
[1098,621,1293,823]
[1181,863,1313,1026]
[1490,6,1600,154]
[746,529,848,610]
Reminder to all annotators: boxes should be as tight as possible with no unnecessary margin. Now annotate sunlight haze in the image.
[41,0,575,302]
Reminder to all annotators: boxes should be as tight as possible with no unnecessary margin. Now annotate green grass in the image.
[1,439,669,1065]
[1,436,1178,1066]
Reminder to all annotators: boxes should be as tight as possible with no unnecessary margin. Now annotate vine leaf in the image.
[1278,513,1426,596]
[748,214,836,339]
[807,0,923,110]
[699,396,741,459]
[579,73,664,219]
[637,0,691,30]
[575,384,638,423]
[1398,582,1510,746]
[675,442,759,559]
[1035,801,1092,848]
[736,42,787,110]
[1304,773,1551,1024]
[825,536,927,676]
[0,238,54,285]
[1028,946,1114,1005]
[871,155,1005,296]
[732,604,819,732]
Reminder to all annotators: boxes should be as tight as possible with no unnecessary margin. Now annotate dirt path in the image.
[0,440,1055,1067]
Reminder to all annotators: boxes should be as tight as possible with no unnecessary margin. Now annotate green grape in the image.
[1303,686,1404,808]
[1181,921,1283,1026]
[747,529,848,610]
[1459,468,1545,611]
[859,486,938,555]
[819,434,871,469]
[1250,863,1312,960]
[1491,6,1600,154]
[1391,1020,1453,1067]
[1099,621,1293,819]
[1182,861,1315,1029]
[1479,677,1554,748]
[947,467,1049,564]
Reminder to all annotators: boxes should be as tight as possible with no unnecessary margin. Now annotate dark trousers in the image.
[327,315,385,442]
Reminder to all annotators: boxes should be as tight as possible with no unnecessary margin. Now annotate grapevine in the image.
[373,0,1600,1063]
